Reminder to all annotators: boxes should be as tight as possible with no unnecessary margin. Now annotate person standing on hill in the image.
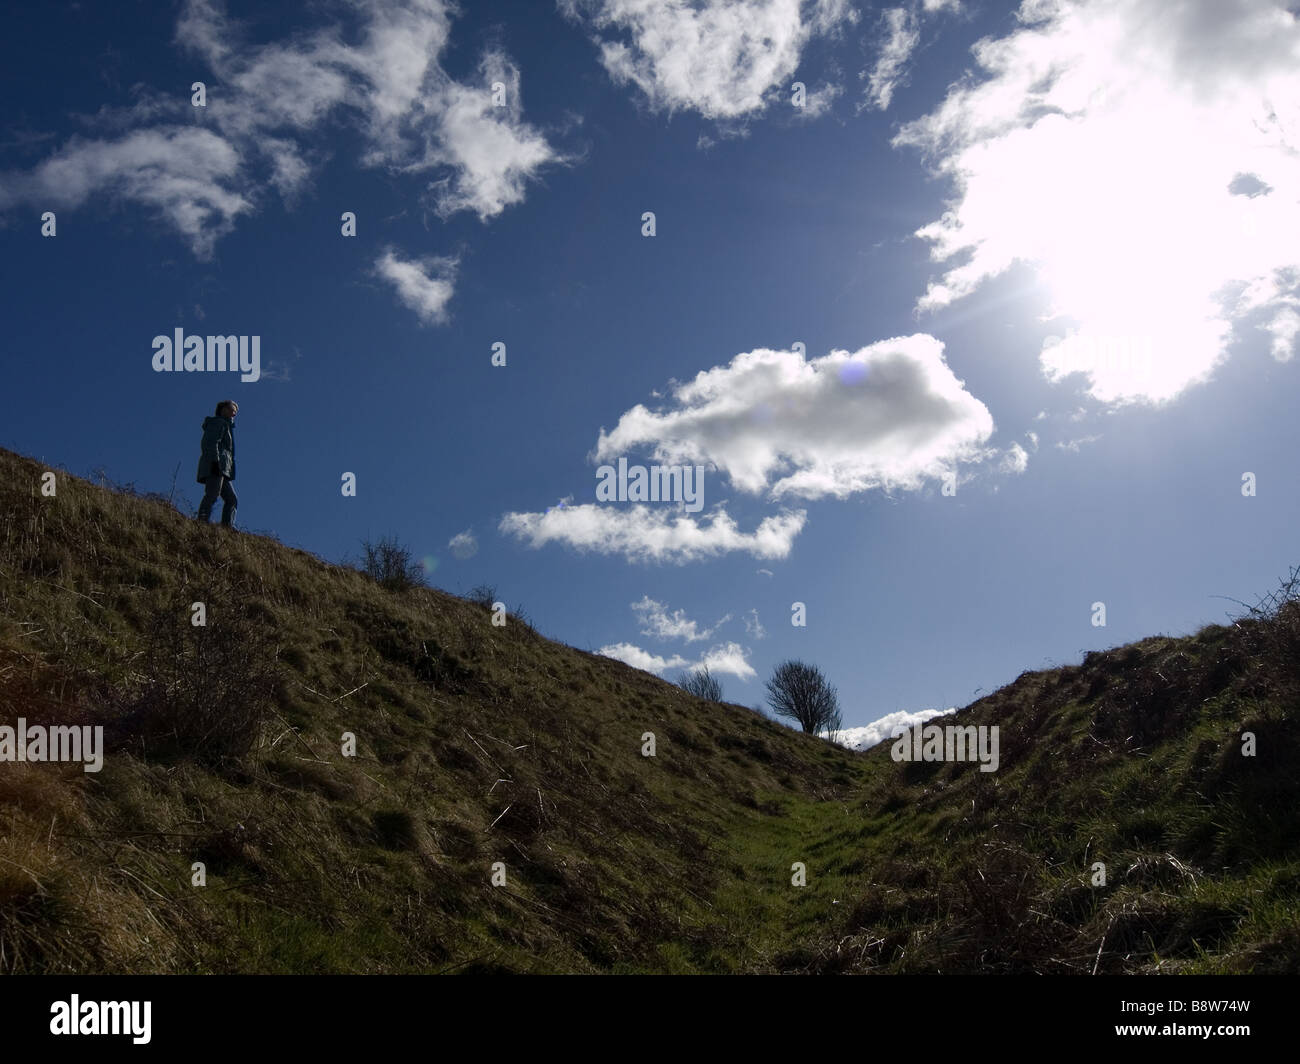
[196,400,238,528]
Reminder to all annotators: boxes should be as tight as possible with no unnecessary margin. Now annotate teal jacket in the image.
[196,415,236,483]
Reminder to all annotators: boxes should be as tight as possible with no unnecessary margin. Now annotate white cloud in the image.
[0,0,562,256]
[631,595,729,642]
[598,642,691,674]
[504,335,1001,565]
[595,336,995,500]
[0,127,251,259]
[187,0,563,222]
[448,528,478,559]
[598,639,755,680]
[865,8,920,112]
[896,0,1300,404]
[561,0,855,119]
[374,248,458,325]
[829,706,955,750]
[499,502,807,563]
[414,50,564,220]
[696,641,756,681]
[1000,441,1029,474]
[795,82,843,120]
[743,608,766,639]
[862,1,961,112]
[1056,434,1101,453]
[1264,304,1300,362]
[1237,283,1300,362]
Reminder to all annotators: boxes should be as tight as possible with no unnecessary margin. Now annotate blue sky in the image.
[3,0,1299,745]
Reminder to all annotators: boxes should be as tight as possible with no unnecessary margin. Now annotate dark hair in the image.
[215,400,239,417]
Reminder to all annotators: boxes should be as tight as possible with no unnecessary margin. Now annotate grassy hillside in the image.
[1,446,1296,973]
[718,624,1300,974]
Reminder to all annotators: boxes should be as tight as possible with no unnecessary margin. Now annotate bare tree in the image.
[765,660,840,738]
[678,665,723,701]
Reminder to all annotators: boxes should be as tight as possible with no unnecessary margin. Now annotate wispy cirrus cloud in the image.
[862,0,962,112]
[1056,434,1101,454]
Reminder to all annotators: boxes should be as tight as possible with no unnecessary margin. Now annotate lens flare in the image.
[839,361,869,386]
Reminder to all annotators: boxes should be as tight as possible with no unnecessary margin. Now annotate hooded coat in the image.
[196,415,236,484]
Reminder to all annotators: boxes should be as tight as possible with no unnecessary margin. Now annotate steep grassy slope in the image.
[1,445,1297,973]
[0,447,861,973]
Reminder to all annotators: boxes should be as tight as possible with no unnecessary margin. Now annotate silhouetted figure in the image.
[196,400,238,528]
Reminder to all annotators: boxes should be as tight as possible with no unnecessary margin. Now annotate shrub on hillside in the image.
[678,666,723,701]
[357,535,426,592]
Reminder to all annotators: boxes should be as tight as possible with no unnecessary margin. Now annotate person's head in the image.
[215,399,239,419]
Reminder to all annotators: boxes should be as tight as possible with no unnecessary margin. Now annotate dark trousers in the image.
[197,473,238,526]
